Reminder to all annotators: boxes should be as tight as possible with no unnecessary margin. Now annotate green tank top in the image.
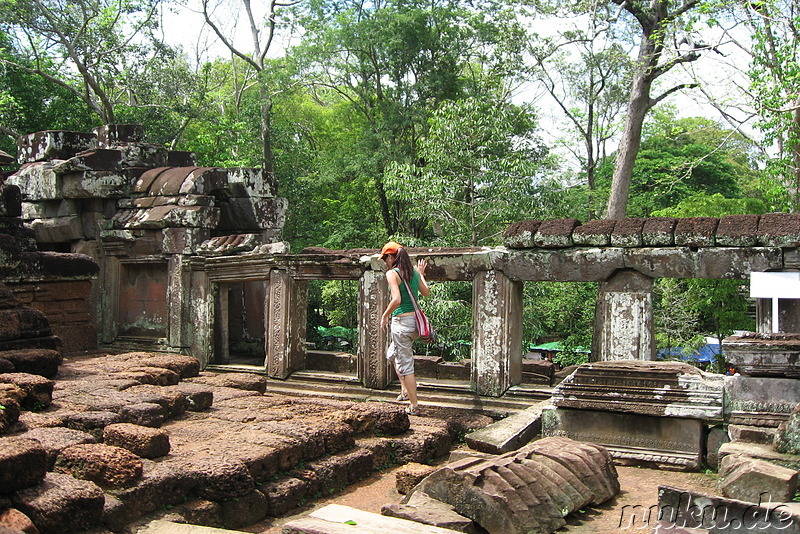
[391,268,420,316]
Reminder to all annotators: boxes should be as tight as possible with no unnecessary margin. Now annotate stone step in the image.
[282,504,460,534]
[464,400,551,454]
[207,365,553,416]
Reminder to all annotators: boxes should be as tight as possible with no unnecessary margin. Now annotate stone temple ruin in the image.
[0,125,798,533]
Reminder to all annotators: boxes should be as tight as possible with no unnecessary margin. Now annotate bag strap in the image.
[401,277,422,313]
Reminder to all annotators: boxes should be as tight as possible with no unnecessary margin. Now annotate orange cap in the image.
[380,241,402,258]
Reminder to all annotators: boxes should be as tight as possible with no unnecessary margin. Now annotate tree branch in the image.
[651,82,700,107]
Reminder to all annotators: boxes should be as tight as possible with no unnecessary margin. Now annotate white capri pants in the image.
[387,315,418,376]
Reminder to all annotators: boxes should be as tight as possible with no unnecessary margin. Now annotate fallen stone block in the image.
[464,401,548,454]
[0,437,47,492]
[55,443,143,488]
[103,422,171,458]
[394,462,437,495]
[406,437,619,534]
[551,360,724,422]
[113,458,198,519]
[185,455,255,501]
[0,384,22,432]
[719,441,800,471]
[718,454,799,503]
[63,410,124,439]
[382,491,481,533]
[285,503,461,534]
[728,424,777,445]
[12,472,105,534]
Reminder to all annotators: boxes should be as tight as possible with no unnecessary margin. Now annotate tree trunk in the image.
[605,31,658,220]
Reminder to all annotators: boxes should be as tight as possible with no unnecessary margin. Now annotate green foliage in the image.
[524,281,597,361]
[385,97,552,246]
[415,282,473,361]
[596,114,764,217]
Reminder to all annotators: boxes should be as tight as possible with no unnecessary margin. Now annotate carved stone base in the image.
[552,360,724,422]
[542,406,704,471]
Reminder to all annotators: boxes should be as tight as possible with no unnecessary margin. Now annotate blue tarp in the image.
[656,343,721,363]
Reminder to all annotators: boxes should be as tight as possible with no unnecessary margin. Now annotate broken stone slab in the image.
[723,333,800,378]
[775,404,800,455]
[94,124,145,147]
[724,375,800,427]
[542,406,705,471]
[17,130,96,164]
[0,508,38,533]
[12,472,105,534]
[0,437,47,492]
[551,360,724,422]
[654,484,800,533]
[118,143,169,168]
[382,490,482,533]
[28,215,85,242]
[719,441,800,471]
[728,424,778,445]
[705,425,730,470]
[718,454,799,503]
[162,227,212,254]
[134,519,247,533]
[21,199,78,219]
[51,149,124,173]
[464,401,549,454]
[286,503,463,534]
[112,204,221,229]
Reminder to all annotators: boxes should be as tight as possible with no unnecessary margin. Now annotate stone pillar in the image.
[592,269,654,361]
[358,269,393,389]
[265,269,307,379]
[167,254,191,349]
[189,265,214,368]
[471,270,523,397]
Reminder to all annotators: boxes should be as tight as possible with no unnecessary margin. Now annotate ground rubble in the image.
[0,352,493,533]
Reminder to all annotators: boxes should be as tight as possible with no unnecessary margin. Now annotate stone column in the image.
[358,269,393,389]
[471,270,523,397]
[265,269,307,379]
[189,265,214,368]
[592,269,654,361]
[167,254,191,349]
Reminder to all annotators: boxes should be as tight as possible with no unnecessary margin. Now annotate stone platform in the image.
[0,352,492,533]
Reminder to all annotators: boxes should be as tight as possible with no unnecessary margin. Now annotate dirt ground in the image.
[244,445,720,534]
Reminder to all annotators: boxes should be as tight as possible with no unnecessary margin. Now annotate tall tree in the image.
[199,0,300,172]
[527,9,631,207]
[603,0,724,219]
[0,0,165,125]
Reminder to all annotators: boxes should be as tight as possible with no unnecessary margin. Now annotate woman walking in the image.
[379,241,429,415]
